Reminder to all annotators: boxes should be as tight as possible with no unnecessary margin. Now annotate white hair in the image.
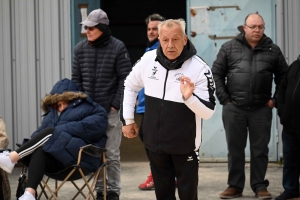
[158,19,186,37]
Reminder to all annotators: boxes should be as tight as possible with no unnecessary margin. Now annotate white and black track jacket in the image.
[122,41,216,154]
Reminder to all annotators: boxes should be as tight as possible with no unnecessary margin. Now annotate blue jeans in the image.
[96,110,122,195]
[282,129,300,196]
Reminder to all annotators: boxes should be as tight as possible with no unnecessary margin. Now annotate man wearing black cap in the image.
[72,8,132,200]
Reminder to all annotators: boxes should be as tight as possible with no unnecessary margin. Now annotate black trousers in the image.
[16,127,65,190]
[138,114,150,161]
[222,104,272,193]
[282,128,300,196]
[149,150,198,200]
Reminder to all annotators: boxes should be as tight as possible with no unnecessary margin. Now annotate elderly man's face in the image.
[84,26,103,42]
[243,14,265,45]
[159,23,187,61]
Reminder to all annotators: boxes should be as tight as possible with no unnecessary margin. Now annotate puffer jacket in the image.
[212,33,288,109]
[31,78,108,172]
[72,37,132,112]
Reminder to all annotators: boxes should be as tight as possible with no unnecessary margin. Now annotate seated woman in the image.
[0,78,108,200]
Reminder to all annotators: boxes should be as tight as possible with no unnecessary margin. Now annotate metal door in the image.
[186,0,278,161]
[70,0,101,54]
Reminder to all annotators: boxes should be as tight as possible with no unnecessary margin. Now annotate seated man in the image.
[0,78,108,200]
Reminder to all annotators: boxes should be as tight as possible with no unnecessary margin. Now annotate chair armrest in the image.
[80,144,106,157]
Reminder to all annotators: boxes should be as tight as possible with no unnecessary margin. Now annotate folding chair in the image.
[37,144,107,200]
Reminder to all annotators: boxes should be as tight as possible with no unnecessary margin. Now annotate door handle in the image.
[208,35,236,40]
[208,6,241,11]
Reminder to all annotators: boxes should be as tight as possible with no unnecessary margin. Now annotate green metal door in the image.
[186,0,278,162]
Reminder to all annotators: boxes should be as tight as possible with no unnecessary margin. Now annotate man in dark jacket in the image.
[212,13,288,199]
[276,56,300,200]
[71,8,132,200]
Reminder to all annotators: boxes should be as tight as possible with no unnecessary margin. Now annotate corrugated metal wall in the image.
[277,0,300,65]
[0,0,71,150]
[276,0,300,160]
[276,0,300,159]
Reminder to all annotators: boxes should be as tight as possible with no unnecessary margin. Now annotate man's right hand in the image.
[122,123,139,138]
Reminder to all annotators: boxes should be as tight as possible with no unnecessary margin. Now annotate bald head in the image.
[244,13,265,25]
[243,13,265,48]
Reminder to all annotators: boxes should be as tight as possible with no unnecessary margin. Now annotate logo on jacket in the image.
[204,70,215,92]
[187,156,193,161]
[148,66,159,80]
[175,73,184,83]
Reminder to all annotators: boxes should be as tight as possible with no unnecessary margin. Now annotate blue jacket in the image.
[31,78,108,172]
[136,40,160,114]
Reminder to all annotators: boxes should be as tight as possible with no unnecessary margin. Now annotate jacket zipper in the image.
[291,77,300,127]
[92,48,99,100]
[158,69,169,151]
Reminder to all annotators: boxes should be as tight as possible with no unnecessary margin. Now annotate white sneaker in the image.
[0,150,15,173]
[18,190,36,200]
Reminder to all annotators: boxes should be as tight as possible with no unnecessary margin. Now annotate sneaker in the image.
[275,192,299,200]
[107,192,119,200]
[256,189,272,199]
[0,151,15,173]
[220,186,242,199]
[18,190,36,200]
[138,172,154,190]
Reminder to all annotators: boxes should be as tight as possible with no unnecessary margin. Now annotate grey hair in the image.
[158,19,186,37]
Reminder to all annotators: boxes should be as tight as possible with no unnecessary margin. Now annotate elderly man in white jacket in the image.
[121,19,216,200]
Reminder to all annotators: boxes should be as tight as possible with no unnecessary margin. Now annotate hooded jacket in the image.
[31,78,108,172]
[212,33,288,109]
[121,40,216,154]
[277,58,300,131]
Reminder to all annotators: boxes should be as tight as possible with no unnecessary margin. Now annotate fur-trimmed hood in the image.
[41,78,88,112]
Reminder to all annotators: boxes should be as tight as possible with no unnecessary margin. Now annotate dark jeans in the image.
[149,150,198,200]
[222,104,272,193]
[282,129,300,196]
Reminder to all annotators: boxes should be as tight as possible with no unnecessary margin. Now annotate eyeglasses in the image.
[84,26,95,31]
[244,24,265,31]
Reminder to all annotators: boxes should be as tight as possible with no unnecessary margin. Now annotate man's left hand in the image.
[180,76,195,100]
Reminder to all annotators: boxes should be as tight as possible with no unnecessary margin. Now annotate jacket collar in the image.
[155,39,197,70]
